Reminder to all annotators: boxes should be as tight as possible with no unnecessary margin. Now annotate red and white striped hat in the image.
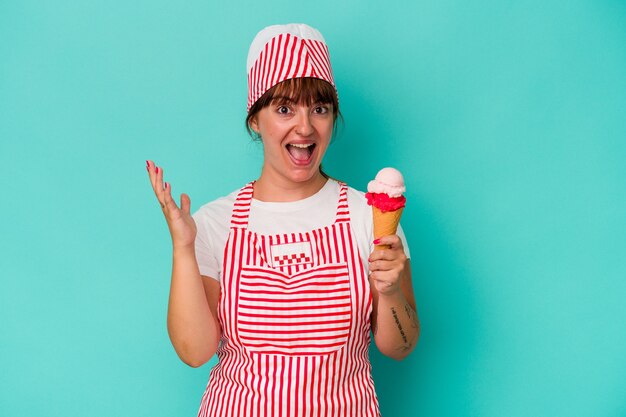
[247,23,337,111]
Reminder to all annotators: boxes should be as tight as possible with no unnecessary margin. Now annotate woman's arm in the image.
[369,236,420,360]
[146,160,221,367]
[167,245,221,367]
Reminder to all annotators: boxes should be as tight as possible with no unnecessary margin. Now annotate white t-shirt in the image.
[192,179,410,281]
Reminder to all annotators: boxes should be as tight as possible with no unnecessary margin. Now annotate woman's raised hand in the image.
[146,160,197,249]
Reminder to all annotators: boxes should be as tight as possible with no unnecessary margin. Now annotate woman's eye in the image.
[277,106,290,114]
[314,106,329,114]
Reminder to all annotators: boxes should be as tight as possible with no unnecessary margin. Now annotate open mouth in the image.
[286,143,316,164]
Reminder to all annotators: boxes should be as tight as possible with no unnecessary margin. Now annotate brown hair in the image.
[245,77,342,138]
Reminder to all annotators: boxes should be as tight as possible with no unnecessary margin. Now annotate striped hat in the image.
[247,23,336,111]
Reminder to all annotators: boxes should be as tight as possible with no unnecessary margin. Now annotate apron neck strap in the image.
[334,182,351,223]
[229,181,255,228]
[229,180,351,229]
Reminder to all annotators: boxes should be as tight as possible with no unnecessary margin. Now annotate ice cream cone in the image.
[373,206,404,250]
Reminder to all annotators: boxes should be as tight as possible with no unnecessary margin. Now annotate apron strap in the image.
[230,180,351,229]
[229,181,255,229]
[335,182,351,223]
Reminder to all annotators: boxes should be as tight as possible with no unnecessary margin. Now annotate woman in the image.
[147,23,419,417]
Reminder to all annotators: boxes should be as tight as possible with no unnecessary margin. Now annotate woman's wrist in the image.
[376,286,407,305]
[172,242,195,254]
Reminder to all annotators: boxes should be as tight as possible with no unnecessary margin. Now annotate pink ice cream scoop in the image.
[366,167,406,212]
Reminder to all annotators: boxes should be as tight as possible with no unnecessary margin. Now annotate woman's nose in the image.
[294,110,314,136]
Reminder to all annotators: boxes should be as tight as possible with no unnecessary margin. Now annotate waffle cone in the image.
[372,206,404,250]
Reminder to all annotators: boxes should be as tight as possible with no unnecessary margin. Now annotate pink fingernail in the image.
[156,167,159,174]
[165,182,169,188]
[373,238,381,244]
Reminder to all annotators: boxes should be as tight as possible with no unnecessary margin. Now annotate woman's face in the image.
[250,99,334,185]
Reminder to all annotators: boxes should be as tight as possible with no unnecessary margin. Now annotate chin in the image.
[286,166,323,183]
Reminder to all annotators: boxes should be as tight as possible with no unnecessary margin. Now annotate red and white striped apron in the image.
[198,181,380,417]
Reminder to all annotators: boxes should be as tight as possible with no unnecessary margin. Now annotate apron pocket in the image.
[237,263,352,356]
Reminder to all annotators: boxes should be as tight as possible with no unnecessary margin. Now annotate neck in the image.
[253,170,328,202]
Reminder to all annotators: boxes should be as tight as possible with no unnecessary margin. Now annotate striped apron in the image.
[198,181,380,417]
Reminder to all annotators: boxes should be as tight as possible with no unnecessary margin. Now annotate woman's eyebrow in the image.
[271,96,295,104]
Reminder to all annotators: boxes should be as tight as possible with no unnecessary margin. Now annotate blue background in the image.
[1,1,625,416]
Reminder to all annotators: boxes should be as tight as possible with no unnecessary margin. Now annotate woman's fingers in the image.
[146,160,157,188]
[156,164,164,191]
[162,180,181,212]
[375,235,403,250]
[146,160,162,198]
[369,236,406,261]
[369,248,406,263]
[368,234,407,286]
[146,160,179,213]
[146,160,154,185]
[145,160,197,247]
[369,249,393,262]
[180,193,191,215]
[369,259,395,271]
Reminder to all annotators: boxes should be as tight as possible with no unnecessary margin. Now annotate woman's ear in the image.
[249,116,259,134]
